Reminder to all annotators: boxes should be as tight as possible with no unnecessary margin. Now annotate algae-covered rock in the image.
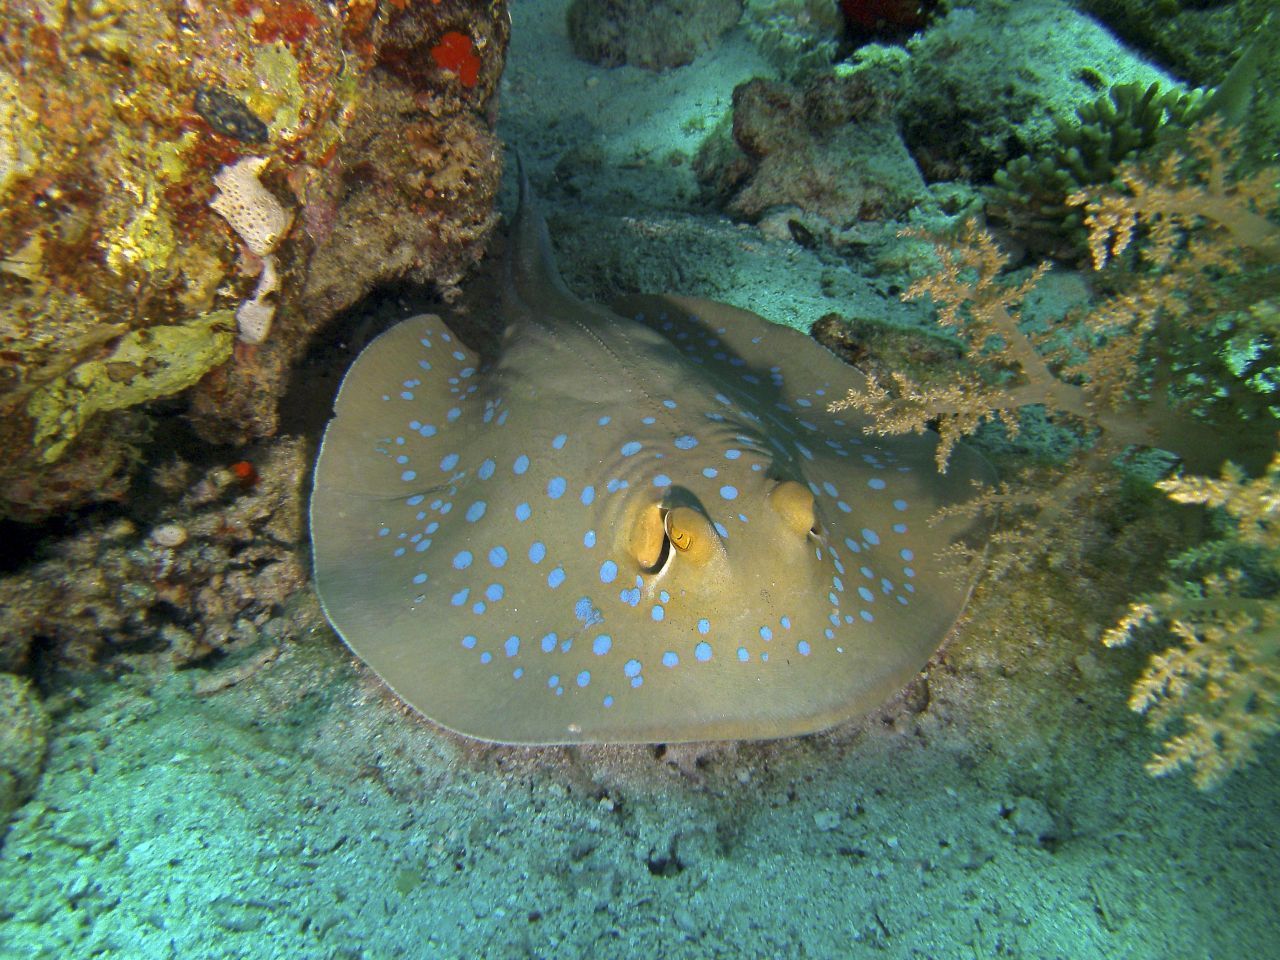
[0,0,509,521]
[0,674,49,835]
[27,311,235,462]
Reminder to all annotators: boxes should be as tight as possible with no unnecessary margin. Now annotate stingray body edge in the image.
[310,186,995,746]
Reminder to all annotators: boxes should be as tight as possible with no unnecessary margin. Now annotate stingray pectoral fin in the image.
[315,314,479,500]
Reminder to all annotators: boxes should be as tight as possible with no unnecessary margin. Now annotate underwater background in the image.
[1,0,1278,957]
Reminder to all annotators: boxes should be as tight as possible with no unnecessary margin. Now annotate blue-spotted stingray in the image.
[310,175,995,745]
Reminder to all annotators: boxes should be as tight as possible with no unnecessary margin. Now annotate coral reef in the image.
[695,68,920,229]
[987,82,1206,259]
[0,674,49,838]
[0,438,315,682]
[1104,453,1280,789]
[0,0,508,520]
[741,0,845,79]
[831,119,1280,783]
[566,0,743,71]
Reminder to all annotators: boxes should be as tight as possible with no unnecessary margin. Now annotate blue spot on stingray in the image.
[547,476,567,499]
[414,539,431,553]
[592,634,612,655]
[515,502,531,522]
[674,435,698,449]
[552,433,567,449]
[584,530,596,548]
[528,541,546,564]
[862,528,880,545]
[724,449,741,460]
[624,659,641,678]
[486,583,505,602]
[900,548,914,561]
[577,671,591,687]
[451,588,469,606]
[663,399,677,409]
[599,560,618,584]
[395,454,408,464]
[698,618,711,635]
[504,636,519,657]
[581,485,596,505]
[400,391,413,401]
[651,605,664,622]
[597,415,611,426]
[868,477,886,490]
[797,640,811,656]
[603,695,614,707]
[781,616,792,629]
[894,499,908,511]
[737,647,749,662]
[606,478,625,493]
[574,598,594,621]
[497,409,510,426]
[714,521,729,539]
[461,635,476,649]
[843,537,862,553]
[548,567,565,589]
[513,454,530,475]
[446,407,461,423]
[702,467,718,478]
[488,546,508,567]
[642,416,656,425]
[838,501,852,513]
[452,550,472,570]
[413,573,428,585]
[472,601,485,615]
[662,651,679,667]
[440,453,459,472]
[621,441,642,457]
[619,587,641,607]
[695,642,712,662]
[547,674,559,688]
[478,458,495,480]
[653,474,671,487]
[378,528,390,537]
[859,586,875,602]
[541,632,558,652]
[400,470,416,482]
[418,424,436,437]
[760,626,772,640]
[720,485,738,501]
[861,610,875,622]
[465,501,487,522]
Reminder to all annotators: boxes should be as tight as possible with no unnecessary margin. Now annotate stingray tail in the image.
[504,150,580,317]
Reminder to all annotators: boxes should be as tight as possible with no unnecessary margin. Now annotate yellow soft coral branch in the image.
[1104,456,1280,788]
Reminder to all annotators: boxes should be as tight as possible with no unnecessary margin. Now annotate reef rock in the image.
[0,0,508,521]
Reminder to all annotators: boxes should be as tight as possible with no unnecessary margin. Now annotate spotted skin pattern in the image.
[310,183,994,745]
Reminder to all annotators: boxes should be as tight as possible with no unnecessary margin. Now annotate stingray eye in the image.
[769,480,817,537]
[627,503,668,572]
[664,506,719,566]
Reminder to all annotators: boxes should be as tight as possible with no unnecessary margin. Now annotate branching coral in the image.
[831,118,1280,784]
[1103,452,1280,788]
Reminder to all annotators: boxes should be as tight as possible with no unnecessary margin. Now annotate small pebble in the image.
[150,523,188,547]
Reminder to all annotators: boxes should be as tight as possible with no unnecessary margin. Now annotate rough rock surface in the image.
[0,0,509,520]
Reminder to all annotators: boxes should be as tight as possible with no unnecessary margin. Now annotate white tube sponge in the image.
[209,156,292,257]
